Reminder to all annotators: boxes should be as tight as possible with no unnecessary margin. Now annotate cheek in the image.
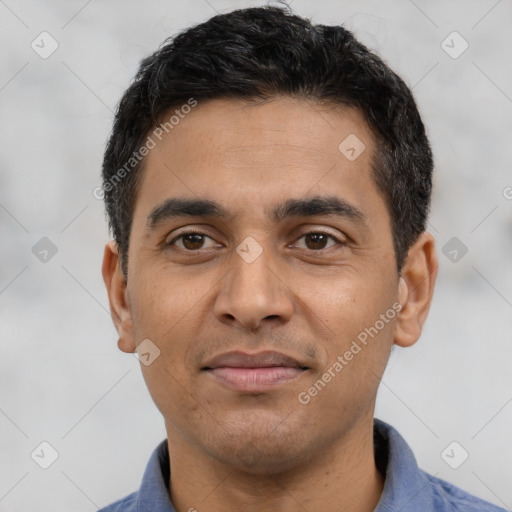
[128,276,201,400]
[299,288,397,420]
[128,266,218,374]
[129,268,207,340]
[308,270,397,336]
[301,270,398,402]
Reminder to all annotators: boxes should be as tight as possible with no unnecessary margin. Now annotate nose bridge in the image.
[214,240,293,328]
[231,248,275,297]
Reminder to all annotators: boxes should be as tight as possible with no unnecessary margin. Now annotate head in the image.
[102,5,437,474]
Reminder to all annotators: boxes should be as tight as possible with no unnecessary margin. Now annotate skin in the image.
[103,97,438,512]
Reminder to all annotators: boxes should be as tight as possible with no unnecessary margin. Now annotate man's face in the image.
[119,97,401,473]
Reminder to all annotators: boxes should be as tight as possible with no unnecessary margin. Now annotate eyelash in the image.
[294,230,346,248]
[166,229,345,251]
[167,229,217,249]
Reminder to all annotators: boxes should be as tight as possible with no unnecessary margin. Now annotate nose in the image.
[213,244,294,331]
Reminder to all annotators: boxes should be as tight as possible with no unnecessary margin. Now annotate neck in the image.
[166,414,384,512]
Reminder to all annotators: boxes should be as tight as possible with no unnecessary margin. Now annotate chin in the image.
[204,417,315,475]
[213,440,310,476]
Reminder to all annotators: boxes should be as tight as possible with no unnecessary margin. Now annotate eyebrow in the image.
[146,198,230,229]
[146,195,365,230]
[271,196,365,223]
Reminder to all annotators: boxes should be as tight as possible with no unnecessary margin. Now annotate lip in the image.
[202,350,309,393]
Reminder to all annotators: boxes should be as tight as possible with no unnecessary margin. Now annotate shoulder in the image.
[373,419,507,512]
[96,491,138,512]
[424,471,507,512]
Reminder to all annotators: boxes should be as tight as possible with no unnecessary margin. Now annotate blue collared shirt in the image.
[97,418,507,511]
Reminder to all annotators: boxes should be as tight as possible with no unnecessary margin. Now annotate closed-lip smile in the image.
[202,350,309,393]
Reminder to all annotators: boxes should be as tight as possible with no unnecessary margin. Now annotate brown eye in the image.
[295,231,342,251]
[168,232,219,251]
[304,233,330,250]
[181,233,206,250]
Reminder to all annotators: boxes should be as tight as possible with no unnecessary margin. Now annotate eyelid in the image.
[165,224,215,240]
[164,228,219,249]
[293,226,347,243]
[164,225,348,250]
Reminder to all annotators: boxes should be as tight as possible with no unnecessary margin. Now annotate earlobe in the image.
[101,240,136,353]
[394,232,438,348]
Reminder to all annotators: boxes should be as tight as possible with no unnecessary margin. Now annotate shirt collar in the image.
[135,418,436,511]
[136,439,175,512]
[373,418,437,511]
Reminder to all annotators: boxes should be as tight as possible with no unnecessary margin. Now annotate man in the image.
[99,5,506,511]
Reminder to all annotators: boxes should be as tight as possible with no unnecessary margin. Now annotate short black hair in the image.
[102,4,433,277]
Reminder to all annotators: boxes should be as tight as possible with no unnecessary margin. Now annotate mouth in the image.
[202,350,310,393]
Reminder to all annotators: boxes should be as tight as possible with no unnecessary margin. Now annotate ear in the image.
[394,232,438,348]
[101,240,136,353]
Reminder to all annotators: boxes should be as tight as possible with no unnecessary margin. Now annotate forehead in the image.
[133,97,382,224]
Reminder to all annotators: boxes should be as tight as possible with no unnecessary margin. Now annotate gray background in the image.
[1,0,511,510]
